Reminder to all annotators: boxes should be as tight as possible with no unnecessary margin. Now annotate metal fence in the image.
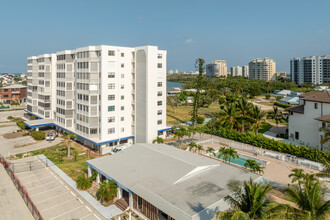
[0,155,43,220]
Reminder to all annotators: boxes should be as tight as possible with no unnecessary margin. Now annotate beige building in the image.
[249,58,276,81]
[206,60,228,77]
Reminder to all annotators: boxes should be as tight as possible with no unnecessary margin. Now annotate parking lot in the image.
[13,156,103,220]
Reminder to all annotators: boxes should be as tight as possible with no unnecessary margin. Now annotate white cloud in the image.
[185,39,193,44]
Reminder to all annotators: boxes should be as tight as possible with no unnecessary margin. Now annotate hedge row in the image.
[30,131,45,140]
[16,120,27,130]
[207,127,329,162]
[274,101,292,108]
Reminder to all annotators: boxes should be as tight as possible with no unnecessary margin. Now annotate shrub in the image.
[16,153,23,158]
[196,116,205,124]
[16,120,27,130]
[30,131,45,140]
[29,115,37,120]
[274,101,292,108]
[206,127,329,162]
[76,172,96,190]
[265,94,271,100]
[7,116,13,120]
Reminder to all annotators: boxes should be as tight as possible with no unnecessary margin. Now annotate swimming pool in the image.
[213,153,267,167]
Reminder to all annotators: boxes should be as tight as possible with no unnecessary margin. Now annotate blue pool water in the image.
[213,153,267,167]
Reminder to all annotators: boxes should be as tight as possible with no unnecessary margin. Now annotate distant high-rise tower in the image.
[290,56,330,85]
[206,60,227,77]
[249,58,276,81]
[230,66,243,77]
[242,66,249,78]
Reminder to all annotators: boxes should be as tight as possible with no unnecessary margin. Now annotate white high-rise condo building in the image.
[26,45,169,154]
[206,60,228,77]
[290,56,330,85]
[230,66,242,77]
[249,58,276,81]
[242,65,249,78]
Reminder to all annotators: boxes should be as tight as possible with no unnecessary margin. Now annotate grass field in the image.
[17,141,99,180]
[167,102,220,125]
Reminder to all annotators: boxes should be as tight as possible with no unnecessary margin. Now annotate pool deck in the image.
[202,142,317,185]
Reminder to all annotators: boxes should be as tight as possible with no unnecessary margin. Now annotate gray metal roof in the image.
[87,144,261,220]
[2,84,27,89]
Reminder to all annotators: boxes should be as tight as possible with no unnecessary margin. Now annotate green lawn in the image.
[18,141,99,180]
[268,119,288,126]
[167,102,220,125]
[257,123,273,133]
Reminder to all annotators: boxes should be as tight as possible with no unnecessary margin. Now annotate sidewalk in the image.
[37,154,123,219]
[11,138,62,155]
[0,164,33,220]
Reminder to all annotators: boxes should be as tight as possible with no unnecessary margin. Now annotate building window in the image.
[121,53,124,57]
[157,63,162,68]
[121,74,124,79]
[157,101,162,106]
[90,129,97,134]
[121,85,124,89]
[295,131,299,140]
[121,106,124,110]
[314,103,318,109]
[108,106,115,112]
[121,95,124,100]
[108,72,115,78]
[157,82,162,87]
[108,128,115,134]
[108,117,115,123]
[157,91,162,96]
[157,120,162,125]
[108,50,115,56]
[157,110,162,115]
[121,117,124,121]
[121,128,124,132]
[108,83,115,89]
[121,63,124,68]
[322,122,326,128]
[108,95,115,100]
[158,54,162,59]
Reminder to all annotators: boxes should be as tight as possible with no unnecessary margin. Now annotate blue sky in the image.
[1,0,330,73]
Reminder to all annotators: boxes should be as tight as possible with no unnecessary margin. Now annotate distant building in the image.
[242,65,249,77]
[280,96,299,105]
[273,90,292,97]
[206,60,228,77]
[249,58,276,81]
[290,55,330,85]
[0,84,27,104]
[287,91,330,151]
[275,72,287,78]
[230,66,243,77]
[168,69,174,75]
[315,86,329,91]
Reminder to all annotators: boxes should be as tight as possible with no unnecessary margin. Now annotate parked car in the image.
[46,133,55,141]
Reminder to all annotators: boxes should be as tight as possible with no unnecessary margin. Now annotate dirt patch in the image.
[3,131,28,139]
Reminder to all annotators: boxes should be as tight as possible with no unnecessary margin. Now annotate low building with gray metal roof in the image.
[86,143,263,220]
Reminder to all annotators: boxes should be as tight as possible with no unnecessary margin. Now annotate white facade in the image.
[290,55,330,85]
[206,60,228,77]
[249,58,276,81]
[288,92,330,151]
[27,45,168,154]
[230,66,242,77]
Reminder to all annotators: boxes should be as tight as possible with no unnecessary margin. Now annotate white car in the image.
[46,133,55,141]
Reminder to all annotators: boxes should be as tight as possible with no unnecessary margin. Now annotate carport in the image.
[24,119,55,131]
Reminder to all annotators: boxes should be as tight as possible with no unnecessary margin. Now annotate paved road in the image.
[0,164,33,220]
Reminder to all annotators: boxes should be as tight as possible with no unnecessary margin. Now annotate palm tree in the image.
[98,180,118,202]
[63,132,77,158]
[250,106,267,135]
[237,97,252,132]
[206,147,215,156]
[217,179,287,219]
[226,147,239,164]
[174,126,186,146]
[316,157,330,178]
[187,125,196,140]
[289,168,306,188]
[196,144,204,154]
[243,159,263,174]
[217,147,228,163]
[218,103,241,131]
[152,136,164,144]
[267,107,283,133]
[319,124,330,151]
[285,176,330,219]
[196,125,206,139]
[188,141,197,152]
